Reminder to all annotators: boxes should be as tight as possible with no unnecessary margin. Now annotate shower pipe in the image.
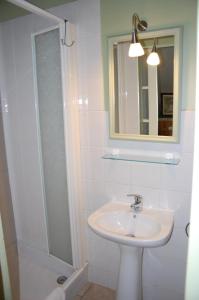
[7,0,64,23]
[6,0,74,46]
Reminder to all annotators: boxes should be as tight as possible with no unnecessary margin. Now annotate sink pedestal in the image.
[116,245,143,300]
[88,202,174,299]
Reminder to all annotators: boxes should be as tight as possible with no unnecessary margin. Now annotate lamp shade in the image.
[128,42,144,57]
[147,51,160,66]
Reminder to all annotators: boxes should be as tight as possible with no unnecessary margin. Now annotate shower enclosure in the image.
[33,26,73,265]
[0,1,87,299]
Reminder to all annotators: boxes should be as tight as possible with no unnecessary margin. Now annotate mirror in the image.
[108,28,181,142]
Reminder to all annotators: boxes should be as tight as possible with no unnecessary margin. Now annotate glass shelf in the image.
[102,153,180,165]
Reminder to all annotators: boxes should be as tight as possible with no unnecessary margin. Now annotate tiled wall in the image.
[0,29,20,299]
[0,5,77,298]
[0,2,79,255]
[75,0,194,299]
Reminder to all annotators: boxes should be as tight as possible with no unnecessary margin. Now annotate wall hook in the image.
[61,19,75,47]
[185,222,190,238]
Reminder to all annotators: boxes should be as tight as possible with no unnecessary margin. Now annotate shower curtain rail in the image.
[6,0,65,24]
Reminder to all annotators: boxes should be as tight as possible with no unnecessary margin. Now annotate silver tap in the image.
[127,194,143,212]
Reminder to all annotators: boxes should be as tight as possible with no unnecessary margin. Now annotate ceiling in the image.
[0,0,77,22]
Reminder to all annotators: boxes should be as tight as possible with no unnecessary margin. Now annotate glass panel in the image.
[34,28,72,264]
[102,154,180,165]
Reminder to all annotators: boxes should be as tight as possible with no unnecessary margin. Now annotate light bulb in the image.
[128,42,144,57]
[147,52,160,66]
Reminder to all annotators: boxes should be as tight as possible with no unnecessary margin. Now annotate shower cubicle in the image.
[0,0,87,299]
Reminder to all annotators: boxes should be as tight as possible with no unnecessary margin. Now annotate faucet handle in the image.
[127,194,142,204]
[127,194,143,212]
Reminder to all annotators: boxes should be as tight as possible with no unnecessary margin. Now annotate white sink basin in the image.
[88,201,174,248]
[88,201,174,300]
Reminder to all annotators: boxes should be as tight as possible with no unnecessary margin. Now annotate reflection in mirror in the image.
[109,28,181,142]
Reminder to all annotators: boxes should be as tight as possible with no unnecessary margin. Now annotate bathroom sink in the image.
[88,201,174,248]
[88,201,174,300]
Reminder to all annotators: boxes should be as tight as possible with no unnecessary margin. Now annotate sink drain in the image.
[57,275,68,285]
[126,233,135,237]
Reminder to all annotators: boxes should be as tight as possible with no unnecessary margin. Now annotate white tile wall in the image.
[1,16,49,252]
[73,0,194,299]
[0,27,20,299]
[0,0,82,255]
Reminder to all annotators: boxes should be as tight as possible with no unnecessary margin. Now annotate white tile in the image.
[7,87,48,250]
[81,147,105,181]
[87,225,120,286]
[88,111,106,147]
[12,17,34,82]
[180,110,195,153]
[10,71,48,250]
[143,244,187,293]
[104,159,131,185]
[104,182,159,209]
[80,148,91,180]
[83,179,108,212]
[130,162,162,189]
[1,22,17,94]
[88,232,120,275]
[79,111,89,147]
[104,181,130,202]
[87,76,104,111]
[50,2,76,24]
[76,40,104,111]
[159,190,191,228]
[88,148,105,180]
[143,285,184,300]
[160,153,193,192]
[149,227,188,261]
[88,264,118,290]
[73,0,101,38]
[77,35,102,77]
[143,228,188,293]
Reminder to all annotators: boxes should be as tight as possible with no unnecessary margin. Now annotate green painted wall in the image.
[0,0,76,22]
[101,0,197,111]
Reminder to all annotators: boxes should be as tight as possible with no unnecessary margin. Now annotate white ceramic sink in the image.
[88,201,174,248]
[88,201,174,300]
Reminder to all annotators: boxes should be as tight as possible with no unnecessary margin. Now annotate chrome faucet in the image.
[127,194,143,212]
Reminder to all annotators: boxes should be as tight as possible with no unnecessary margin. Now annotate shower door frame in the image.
[32,22,85,270]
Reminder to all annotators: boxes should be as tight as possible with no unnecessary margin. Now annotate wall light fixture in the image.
[128,13,148,57]
[147,39,160,66]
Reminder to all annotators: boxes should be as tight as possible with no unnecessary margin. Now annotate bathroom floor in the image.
[74,283,115,300]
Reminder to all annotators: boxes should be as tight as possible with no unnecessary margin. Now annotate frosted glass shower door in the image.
[33,27,72,264]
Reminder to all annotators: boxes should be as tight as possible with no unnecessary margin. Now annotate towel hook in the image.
[61,19,75,47]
